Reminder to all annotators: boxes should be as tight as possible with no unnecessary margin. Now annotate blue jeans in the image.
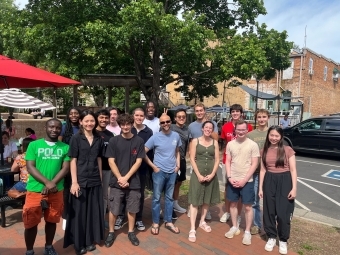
[252,173,262,228]
[152,171,177,224]
[10,181,27,192]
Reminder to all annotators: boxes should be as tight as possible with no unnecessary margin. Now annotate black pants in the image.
[118,174,146,221]
[263,171,294,242]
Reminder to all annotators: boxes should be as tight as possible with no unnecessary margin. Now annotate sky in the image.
[14,0,340,63]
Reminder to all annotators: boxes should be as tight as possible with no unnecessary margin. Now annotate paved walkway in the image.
[0,198,298,255]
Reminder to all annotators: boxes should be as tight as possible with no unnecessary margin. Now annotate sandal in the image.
[199,221,212,233]
[165,223,180,234]
[151,224,159,235]
[188,230,196,242]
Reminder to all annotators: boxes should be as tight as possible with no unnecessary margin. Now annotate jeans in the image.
[252,173,262,228]
[10,181,27,192]
[152,171,177,224]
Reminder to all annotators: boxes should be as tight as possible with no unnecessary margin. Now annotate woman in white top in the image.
[2,131,18,159]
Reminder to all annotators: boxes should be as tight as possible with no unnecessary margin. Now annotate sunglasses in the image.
[160,120,171,125]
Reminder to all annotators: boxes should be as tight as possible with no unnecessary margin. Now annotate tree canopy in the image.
[0,0,292,109]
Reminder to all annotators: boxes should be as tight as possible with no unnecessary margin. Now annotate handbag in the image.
[7,189,26,199]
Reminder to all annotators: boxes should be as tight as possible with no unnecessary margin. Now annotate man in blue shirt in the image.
[145,114,182,235]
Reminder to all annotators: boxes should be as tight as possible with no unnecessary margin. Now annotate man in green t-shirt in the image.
[23,118,70,255]
[247,109,270,235]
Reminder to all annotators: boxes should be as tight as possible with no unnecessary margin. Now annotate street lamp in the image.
[254,77,260,128]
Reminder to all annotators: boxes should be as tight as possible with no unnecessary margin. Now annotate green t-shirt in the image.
[247,129,268,174]
[25,139,70,192]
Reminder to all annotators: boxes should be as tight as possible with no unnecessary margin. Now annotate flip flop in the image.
[151,224,159,235]
[165,223,180,234]
[199,221,212,233]
[188,230,196,242]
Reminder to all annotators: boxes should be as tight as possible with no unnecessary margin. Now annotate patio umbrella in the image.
[168,104,190,111]
[0,89,56,166]
[0,55,80,89]
[0,88,56,110]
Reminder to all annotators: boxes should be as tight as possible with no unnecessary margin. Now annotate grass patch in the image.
[301,243,315,251]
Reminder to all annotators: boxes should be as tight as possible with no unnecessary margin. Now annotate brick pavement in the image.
[0,198,298,255]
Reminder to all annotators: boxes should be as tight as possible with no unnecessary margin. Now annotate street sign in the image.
[322,170,340,180]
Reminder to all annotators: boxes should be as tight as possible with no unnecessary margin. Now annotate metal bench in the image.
[0,194,25,227]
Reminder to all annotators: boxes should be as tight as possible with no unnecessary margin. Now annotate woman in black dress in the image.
[63,110,105,255]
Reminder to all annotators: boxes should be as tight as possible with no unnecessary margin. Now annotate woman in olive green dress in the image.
[188,121,220,242]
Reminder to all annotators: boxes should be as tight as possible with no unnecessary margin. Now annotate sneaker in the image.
[265,238,276,252]
[104,232,116,248]
[224,226,241,239]
[279,241,288,254]
[25,251,35,255]
[205,210,212,220]
[250,226,260,235]
[242,231,252,245]
[114,217,126,230]
[128,232,140,246]
[172,210,178,220]
[220,212,230,223]
[135,221,146,231]
[43,246,58,255]
[173,201,186,213]
[237,215,241,227]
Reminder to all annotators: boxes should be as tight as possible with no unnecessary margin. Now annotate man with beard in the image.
[106,107,121,136]
[95,109,114,220]
[24,119,70,255]
[170,109,190,218]
[145,114,182,235]
[142,101,160,134]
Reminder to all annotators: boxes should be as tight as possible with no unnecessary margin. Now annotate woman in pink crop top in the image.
[258,126,297,254]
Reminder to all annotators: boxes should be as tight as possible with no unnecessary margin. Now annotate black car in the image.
[283,116,340,156]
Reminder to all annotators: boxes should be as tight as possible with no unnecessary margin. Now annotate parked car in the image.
[283,116,340,156]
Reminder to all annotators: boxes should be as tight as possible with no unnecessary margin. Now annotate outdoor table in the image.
[0,165,15,190]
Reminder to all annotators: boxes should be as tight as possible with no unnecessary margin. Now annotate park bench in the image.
[0,193,25,227]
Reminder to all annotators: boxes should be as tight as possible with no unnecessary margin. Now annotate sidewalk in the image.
[0,198,298,255]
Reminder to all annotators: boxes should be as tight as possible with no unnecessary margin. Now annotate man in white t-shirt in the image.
[142,101,160,134]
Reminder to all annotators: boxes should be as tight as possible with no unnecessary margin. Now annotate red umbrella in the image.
[0,55,80,88]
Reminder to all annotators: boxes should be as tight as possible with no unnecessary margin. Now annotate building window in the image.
[323,66,328,81]
[308,58,314,74]
[179,80,188,98]
[78,98,86,106]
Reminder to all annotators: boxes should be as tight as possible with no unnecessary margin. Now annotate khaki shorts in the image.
[23,191,63,229]
[109,188,140,216]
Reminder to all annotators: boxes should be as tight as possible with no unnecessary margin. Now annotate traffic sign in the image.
[322,170,340,180]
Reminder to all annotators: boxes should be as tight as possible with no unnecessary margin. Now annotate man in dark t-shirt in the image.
[105,114,145,247]
[95,109,114,219]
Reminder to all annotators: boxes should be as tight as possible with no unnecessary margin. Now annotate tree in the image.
[0,0,292,111]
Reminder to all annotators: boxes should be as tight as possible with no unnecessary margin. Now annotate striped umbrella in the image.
[0,88,55,110]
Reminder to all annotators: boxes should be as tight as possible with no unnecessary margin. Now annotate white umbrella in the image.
[0,88,55,110]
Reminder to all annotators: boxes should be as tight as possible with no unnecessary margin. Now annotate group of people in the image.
[19,101,297,255]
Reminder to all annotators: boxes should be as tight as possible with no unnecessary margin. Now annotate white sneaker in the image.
[224,226,240,238]
[265,238,276,252]
[237,215,241,227]
[205,211,212,220]
[173,201,186,213]
[279,241,288,254]
[220,212,230,223]
[242,231,251,245]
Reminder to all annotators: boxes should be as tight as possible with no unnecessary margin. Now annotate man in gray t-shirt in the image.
[170,109,190,215]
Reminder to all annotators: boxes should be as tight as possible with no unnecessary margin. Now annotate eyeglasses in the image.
[176,115,186,119]
[160,120,171,125]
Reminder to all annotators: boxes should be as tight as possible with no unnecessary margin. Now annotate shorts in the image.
[10,181,27,192]
[109,188,141,216]
[227,181,254,205]
[23,191,63,229]
[176,158,187,182]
